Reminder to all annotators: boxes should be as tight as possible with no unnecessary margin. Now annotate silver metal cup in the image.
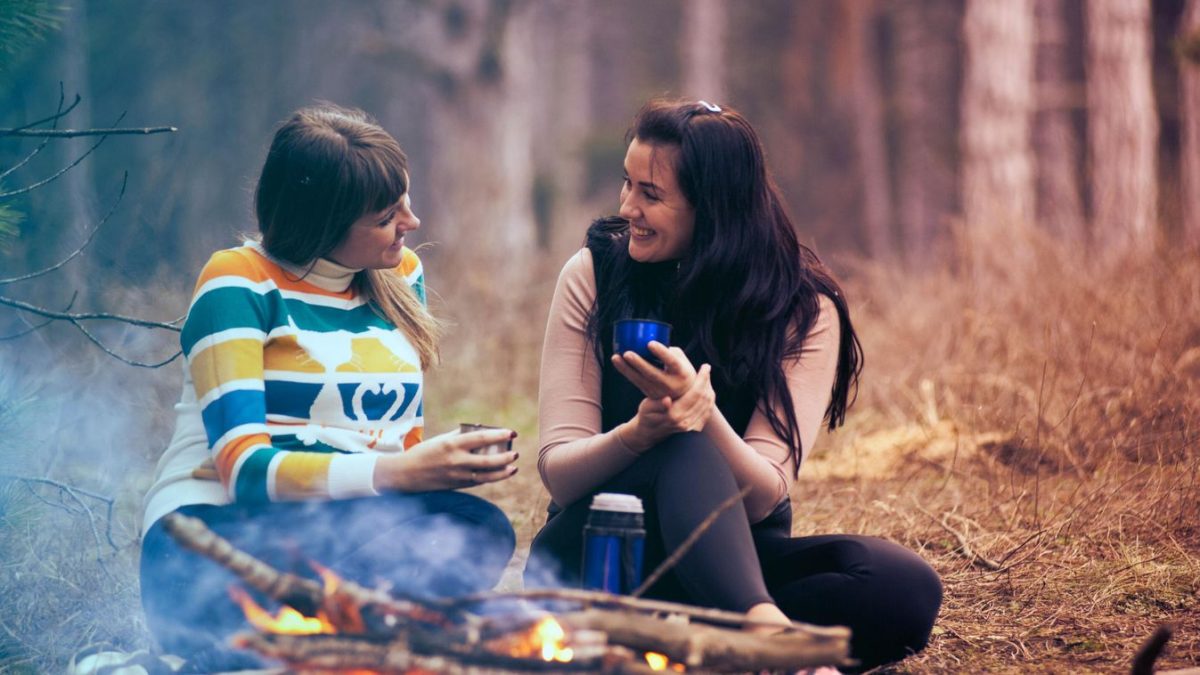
[459,423,513,455]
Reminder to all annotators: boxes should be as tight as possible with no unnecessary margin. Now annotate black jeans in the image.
[525,432,942,670]
[141,491,515,672]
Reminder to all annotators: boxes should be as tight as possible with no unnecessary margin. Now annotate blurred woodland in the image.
[2,0,1199,673]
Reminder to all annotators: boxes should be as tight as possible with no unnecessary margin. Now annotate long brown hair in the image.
[254,103,440,368]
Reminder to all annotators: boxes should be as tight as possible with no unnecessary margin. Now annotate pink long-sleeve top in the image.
[537,248,841,522]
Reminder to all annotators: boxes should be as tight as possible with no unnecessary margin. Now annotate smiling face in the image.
[619,138,696,263]
[328,191,420,270]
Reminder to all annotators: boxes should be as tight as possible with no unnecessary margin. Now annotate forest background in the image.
[1,0,1198,673]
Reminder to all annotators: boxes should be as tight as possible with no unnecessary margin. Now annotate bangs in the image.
[342,143,409,219]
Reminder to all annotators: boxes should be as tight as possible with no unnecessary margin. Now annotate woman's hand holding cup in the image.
[612,341,698,400]
[373,426,518,492]
[619,364,715,451]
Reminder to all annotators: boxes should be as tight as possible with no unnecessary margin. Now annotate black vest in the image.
[586,220,759,438]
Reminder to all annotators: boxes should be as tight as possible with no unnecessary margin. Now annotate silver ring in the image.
[471,470,480,483]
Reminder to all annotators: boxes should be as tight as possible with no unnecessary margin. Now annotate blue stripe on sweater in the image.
[200,389,267,446]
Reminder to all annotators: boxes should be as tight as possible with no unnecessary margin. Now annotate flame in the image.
[534,616,574,662]
[229,586,335,635]
[501,616,575,662]
[645,651,686,671]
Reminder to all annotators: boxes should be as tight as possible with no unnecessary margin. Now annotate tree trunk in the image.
[680,0,726,102]
[838,0,892,259]
[960,0,1036,268]
[1085,0,1159,255]
[1180,0,1200,248]
[1033,0,1086,243]
[370,0,537,261]
[529,0,594,257]
[891,0,963,268]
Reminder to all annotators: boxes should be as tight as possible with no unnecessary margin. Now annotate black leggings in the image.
[141,492,515,672]
[525,433,942,670]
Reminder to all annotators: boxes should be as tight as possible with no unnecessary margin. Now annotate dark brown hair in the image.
[254,104,439,367]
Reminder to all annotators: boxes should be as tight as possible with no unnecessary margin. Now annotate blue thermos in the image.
[582,493,645,594]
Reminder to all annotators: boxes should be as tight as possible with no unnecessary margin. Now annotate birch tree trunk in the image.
[1180,0,1200,248]
[1033,0,1086,242]
[681,0,726,102]
[1085,0,1159,254]
[961,0,1036,269]
[891,0,963,268]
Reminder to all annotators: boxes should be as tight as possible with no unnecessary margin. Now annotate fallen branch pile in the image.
[162,513,850,673]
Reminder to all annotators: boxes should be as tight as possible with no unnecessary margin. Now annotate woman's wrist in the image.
[372,453,411,492]
[616,419,655,454]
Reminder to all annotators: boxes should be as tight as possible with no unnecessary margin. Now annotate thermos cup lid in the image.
[590,492,644,514]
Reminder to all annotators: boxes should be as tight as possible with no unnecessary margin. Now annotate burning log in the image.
[561,609,848,672]
[161,512,851,673]
[162,513,466,634]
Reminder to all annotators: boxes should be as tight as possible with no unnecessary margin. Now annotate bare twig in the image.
[0,294,183,331]
[0,172,127,286]
[630,485,752,598]
[0,474,122,556]
[68,318,183,368]
[0,111,127,200]
[914,503,1002,571]
[0,292,75,340]
[0,87,74,182]
[0,126,177,138]
[8,85,81,133]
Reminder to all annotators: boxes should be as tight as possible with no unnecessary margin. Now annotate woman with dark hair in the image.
[139,104,518,671]
[526,99,941,671]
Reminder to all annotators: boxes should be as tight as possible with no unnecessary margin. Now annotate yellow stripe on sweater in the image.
[274,453,334,498]
[191,339,265,399]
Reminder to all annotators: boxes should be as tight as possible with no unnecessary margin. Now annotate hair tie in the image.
[697,100,722,113]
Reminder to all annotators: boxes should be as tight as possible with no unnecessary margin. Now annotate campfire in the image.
[163,513,850,673]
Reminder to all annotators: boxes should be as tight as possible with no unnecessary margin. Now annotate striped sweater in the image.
[142,242,426,530]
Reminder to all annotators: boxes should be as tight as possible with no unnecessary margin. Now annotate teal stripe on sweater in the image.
[182,287,284,353]
[235,446,282,504]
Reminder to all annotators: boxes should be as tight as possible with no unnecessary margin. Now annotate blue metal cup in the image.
[613,319,672,362]
[582,493,645,594]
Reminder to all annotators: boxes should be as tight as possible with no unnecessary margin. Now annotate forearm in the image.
[701,408,789,522]
[537,426,642,506]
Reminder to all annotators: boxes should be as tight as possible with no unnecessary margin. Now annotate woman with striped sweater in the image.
[139,104,518,671]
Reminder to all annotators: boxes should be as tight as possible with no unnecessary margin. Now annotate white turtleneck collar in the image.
[245,241,361,293]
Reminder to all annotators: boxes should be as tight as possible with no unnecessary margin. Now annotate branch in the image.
[69,318,183,368]
[0,292,75,340]
[914,504,1002,571]
[0,111,127,200]
[8,85,81,133]
[0,126,177,138]
[0,474,122,555]
[0,172,126,286]
[562,608,849,671]
[0,294,183,331]
[0,86,74,182]
[631,485,751,598]
[161,513,466,634]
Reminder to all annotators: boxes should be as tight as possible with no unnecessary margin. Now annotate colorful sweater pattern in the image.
[181,243,425,504]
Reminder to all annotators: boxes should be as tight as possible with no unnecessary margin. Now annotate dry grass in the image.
[1,234,1197,673]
